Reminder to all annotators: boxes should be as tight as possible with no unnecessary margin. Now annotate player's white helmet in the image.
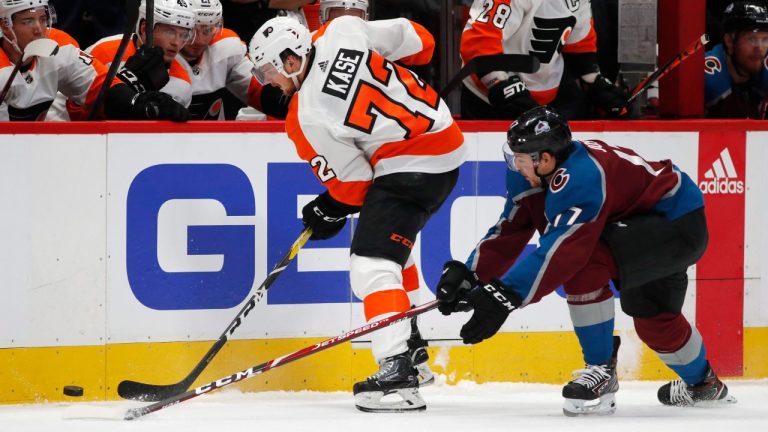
[190,0,223,26]
[248,16,312,86]
[0,0,56,29]
[138,0,196,32]
[319,0,368,24]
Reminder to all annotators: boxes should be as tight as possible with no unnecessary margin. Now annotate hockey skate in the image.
[353,353,426,413]
[657,362,737,406]
[562,336,621,417]
[408,316,435,387]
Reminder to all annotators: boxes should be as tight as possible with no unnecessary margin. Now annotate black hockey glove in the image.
[587,74,629,119]
[460,279,521,345]
[436,260,478,315]
[301,192,360,241]
[487,75,539,117]
[131,91,189,122]
[117,46,170,93]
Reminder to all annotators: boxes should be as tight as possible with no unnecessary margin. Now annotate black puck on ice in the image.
[63,385,84,397]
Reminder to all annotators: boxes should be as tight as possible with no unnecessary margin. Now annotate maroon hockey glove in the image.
[487,75,539,117]
[436,260,478,315]
[460,279,521,345]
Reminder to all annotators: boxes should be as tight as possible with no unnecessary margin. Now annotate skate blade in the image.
[693,394,738,407]
[354,388,426,413]
[416,363,435,387]
[563,393,617,417]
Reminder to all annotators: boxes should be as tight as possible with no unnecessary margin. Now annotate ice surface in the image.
[0,379,765,432]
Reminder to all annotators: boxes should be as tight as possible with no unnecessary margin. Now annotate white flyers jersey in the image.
[0,29,107,121]
[180,28,265,120]
[460,0,596,105]
[87,35,193,108]
[286,16,466,207]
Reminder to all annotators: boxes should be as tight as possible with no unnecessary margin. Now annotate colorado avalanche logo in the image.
[549,168,570,193]
[534,120,550,135]
[704,56,721,75]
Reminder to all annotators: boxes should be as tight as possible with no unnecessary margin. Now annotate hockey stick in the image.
[117,227,313,402]
[145,0,154,49]
[87,0,141,120]
[620,33,709,114]
[125,299,440,420]
[439,54,541,98]
[0,38,59,103]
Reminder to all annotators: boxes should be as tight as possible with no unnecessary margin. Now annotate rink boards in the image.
[0,121,766,403]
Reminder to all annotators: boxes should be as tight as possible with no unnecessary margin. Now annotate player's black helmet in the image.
[506,106,572,157]
[722,1,768,33]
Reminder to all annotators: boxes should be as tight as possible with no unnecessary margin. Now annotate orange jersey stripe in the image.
[369,122,464,168]
[211,28,241,46]
[563,18,597,54]
[285,98,371,207]
[530,86,559,105]
[169,59,191,83]
[398,22,435,66]
[49,29,80,48]
[402,264,420,293]
[363,288,411,321]
[90,36,136,66]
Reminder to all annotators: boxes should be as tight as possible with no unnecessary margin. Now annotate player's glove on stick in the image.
[436,260,478,315]
[117,46,170,93]
[131,91,189,122]
[587,74,629,118]
[460,279,521,345]
[302,192,360,240]
[487,75,539,117]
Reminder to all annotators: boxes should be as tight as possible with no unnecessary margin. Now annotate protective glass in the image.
[253,62,281,85]
[156,26,195,45]
[12,6,55,30]
[195,22,223,39]
[742,32,768,47]
[502,142,536,173]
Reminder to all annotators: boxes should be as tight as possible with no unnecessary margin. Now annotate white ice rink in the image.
[0,379,766,432]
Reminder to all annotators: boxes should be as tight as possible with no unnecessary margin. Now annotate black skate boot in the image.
[562,336,621,417]
[407,315,434,386]
[353,352,426,413]
[657,362,737,406]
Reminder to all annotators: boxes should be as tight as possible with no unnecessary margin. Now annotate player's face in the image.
[150,23,194,63]
[731,30,768,75]
[508,151,542,187]
[10,8,50,51]
[182,23,221,60]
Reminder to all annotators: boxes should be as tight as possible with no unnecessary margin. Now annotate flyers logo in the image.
[704,56,721,75]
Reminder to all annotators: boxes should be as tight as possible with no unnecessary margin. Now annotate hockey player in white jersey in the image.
[0,0,110,121]
[249,15,465,412]
[319,0,368,23]
[460,0,629,120]
[180,0,288,120]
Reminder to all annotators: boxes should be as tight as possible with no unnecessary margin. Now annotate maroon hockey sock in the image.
[633,312,692,353]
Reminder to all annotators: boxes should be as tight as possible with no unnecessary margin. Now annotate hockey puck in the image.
[63,385,84,397]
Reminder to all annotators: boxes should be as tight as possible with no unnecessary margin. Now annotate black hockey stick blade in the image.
[117,228,312,402]
[125,299,440,420]
[440,54,540,98]
[88,0,141,120]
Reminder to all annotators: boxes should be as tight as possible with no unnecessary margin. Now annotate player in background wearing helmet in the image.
[459,0,630,120]
[179,0,288,120]
[248,15,464,412]
[705,1,768,118]
[91,0,196,121]
[0,0,109,120]
[315,0,435,390]
[439,106,737,410]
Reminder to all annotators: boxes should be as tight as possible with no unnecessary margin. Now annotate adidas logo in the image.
[699,148,744,194]
[318,60,328,73]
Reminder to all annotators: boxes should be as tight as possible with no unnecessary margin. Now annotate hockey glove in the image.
[586,74,629,119]
[301,192,360,241]
[460,279,521,345]
[487,75,539,117]
[131,91,189,122]
[436,260,478,315]
[117,47,170,93]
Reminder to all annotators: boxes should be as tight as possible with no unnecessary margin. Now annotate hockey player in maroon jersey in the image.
[438,106,736,409]
[0,0,110,121]
[248,15,464,412]
[459,0,629,120]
